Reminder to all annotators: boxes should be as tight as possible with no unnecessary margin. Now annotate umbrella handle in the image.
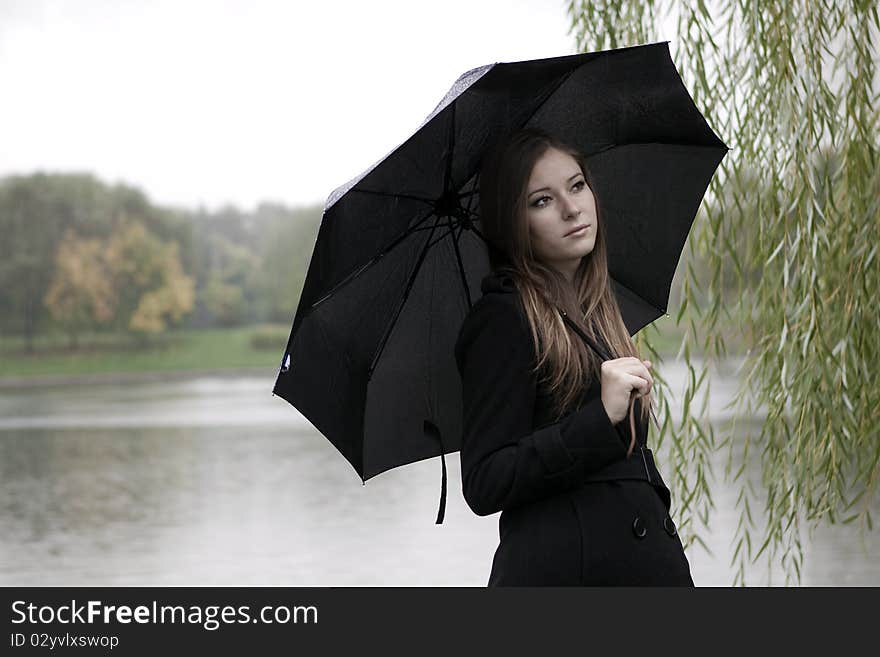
[558,307,639,458]
[625,393,638,459]
[557,308,612,361]
[424,420,447,524]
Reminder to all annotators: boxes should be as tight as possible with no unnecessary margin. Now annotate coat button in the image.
[663,516,677,536]
[632,515,646,539]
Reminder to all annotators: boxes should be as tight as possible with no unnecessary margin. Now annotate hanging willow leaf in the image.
[567,0,880,586]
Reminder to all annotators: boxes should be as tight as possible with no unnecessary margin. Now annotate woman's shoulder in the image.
[454,273,531,371]
[462,270,525,323]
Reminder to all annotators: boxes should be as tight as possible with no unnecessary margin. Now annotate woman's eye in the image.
[532,183,582,207]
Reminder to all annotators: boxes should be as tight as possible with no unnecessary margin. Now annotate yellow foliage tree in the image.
[44,219,195,342]
[128,242,195,334]
[103,218,195,335]
[44,230,116,346]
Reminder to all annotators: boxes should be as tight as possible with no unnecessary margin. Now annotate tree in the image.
[0,174,97,350]
[566,0,879,584]
[248,202,322,324]
[41,218,195,341]
[0,172,193,347]
[202,277,247,327]
[103,218,195,336]
[44,230,116,347]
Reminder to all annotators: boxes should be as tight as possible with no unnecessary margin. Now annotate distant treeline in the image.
[0,172,322,349]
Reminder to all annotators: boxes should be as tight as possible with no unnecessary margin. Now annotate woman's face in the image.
[524,146,597,281]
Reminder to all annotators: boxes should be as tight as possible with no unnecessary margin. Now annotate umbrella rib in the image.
[308,209,437,310]
[408,223,453,236]
[430,65,578,223]
[308,102,471,317]
[443,101,455,199]
[609,276,667,320]
[514,65,580,142]
[450,215,472,310]
[424,225,455,248]
[350,188,435,205]
[587,140,730,156]
[449,177,477,311]
[345,142,481,216]
[367,214,443,380]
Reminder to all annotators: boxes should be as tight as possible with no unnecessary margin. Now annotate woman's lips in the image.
[565,224,590,237]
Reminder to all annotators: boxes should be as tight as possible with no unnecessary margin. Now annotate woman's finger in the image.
[619,361,654,390]
[628,373,650,395]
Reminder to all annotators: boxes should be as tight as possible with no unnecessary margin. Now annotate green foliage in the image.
[187,202,320,326]
[203,279,248,326]
[0,173,192,347]
[0,173,323,343]
[246,203,319,323]
[567,0,880,585]
[248,324,290,351]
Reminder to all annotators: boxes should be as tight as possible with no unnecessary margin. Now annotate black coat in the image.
[454,271,694,586]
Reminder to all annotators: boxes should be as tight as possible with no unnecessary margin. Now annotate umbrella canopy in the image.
[273,40,729,522]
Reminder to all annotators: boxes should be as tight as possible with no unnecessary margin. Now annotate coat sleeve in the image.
[454,295,629,517]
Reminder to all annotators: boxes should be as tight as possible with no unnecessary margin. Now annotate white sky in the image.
[0,0,602,213]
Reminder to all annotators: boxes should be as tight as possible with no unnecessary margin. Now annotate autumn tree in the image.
[44,230,116,347]
[0,173,193,348]
[103,218,195,335]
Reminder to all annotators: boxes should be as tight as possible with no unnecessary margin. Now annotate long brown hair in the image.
[477,127,657,457]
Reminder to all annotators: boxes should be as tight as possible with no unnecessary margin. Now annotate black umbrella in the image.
[273,40,729,523]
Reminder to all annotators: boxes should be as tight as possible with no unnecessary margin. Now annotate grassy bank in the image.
[0,325,289,378]
[0,315,742,382]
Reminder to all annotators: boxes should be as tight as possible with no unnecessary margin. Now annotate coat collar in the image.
[480,270,517,295]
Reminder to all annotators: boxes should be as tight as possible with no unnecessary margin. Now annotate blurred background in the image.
[1,0,876,586]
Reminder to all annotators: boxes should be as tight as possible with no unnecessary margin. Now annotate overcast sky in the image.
[0,0,623,213]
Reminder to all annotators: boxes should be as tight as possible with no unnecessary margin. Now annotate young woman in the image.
[454,128,694,586]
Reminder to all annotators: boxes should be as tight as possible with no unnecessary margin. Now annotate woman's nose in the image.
[562,195,580,218]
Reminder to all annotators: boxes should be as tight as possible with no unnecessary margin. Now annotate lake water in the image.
[0,362,876,586]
